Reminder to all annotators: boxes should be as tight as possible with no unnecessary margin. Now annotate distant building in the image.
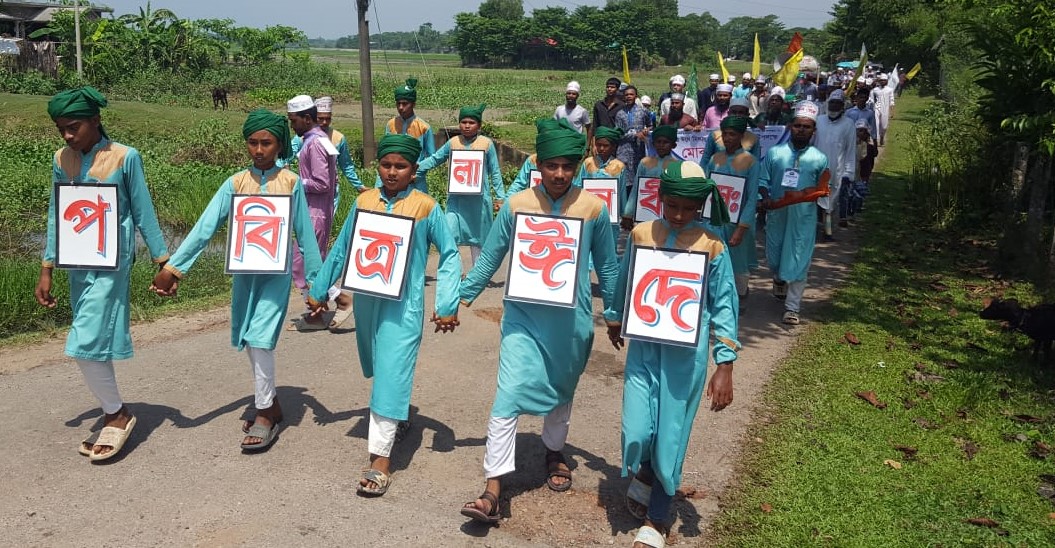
[0,1,113,39]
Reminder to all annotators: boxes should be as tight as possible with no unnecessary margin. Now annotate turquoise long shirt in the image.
[506,154,538,195]
[309,187,461,421]
[577,154,628,247]
[43,139,170,361]
[704,147,762,274]
[760,142,830,283]
[460,187,619,418]
[163,166,322,351]
[700,128,761,168]
[416,135,505,247]
[604,219,740,496]
[624,154,677,219]
[379,114,437,193]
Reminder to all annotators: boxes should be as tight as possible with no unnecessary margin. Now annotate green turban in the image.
[594,126,622,145]
[535,118,586,163]
[659,160,729,226]
[720,115,749,133]
[47,86,107,120]
[652,124,678,143]
[459,103,486,123]
[395,78,418,102]
[242,108,292,163]
[377,134,422,164]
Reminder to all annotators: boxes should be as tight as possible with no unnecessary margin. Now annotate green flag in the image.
[686,64,699,100]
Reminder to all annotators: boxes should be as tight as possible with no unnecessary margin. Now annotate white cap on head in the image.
[717,83,734,93]
[770,86,785,99]
[731,96,751,109]
[828,89,846,103]
[566,80,581,93]
[670,74,686,85]
[756,75,767,83]
[857,76,866,83]
[287,94,314,113]
[314,96,333,113]
[794,101,820,121]
[865,77,874,85]
[709,73,720,81]
[670,92,686,101]
[641,95,652,105]
[727,74,737,83]
[742,72,752,79]
[879,73,889,80]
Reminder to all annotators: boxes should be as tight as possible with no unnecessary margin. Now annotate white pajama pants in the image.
[785,280,808,313]
[77,359,123,415]
[368,411,400,457]
[484,402,573,479]
[246,346,276,410]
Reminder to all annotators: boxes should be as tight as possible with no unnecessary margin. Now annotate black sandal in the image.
[460,491,501,524]
[545,449,573,492]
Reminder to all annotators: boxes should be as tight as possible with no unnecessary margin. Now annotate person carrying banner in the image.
[701,83,734,130]
[307,134,461,496]
[36,86,170,462]
[415,104,505,271]
[758,102,832,325]
[458,118,619,524]
[151,109,323,451]
[622,125,680,229]
[605,160,739,548]
[704,116,762,303]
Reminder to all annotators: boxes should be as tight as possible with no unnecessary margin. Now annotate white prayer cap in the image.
[641,95,652,106]
[756,75,767,83]
[727,74,737,83]
[794,101,819,121]
[717,83,734,93]
[670,92,686,101]
[865,77,874,86]
[828,89,846,103]
[314,96,333,113]
[742,72,752,79]
[731,96,751,109]
[709,73,720,81]
[566,80,581,93]
[287,94,314,113]
[770,86,785,99]
[670,74,686,85]
[856,76,866,84]
[855,119,868,129]
[878,73,889,80]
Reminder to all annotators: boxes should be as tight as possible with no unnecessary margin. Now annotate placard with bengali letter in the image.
[505,212,584,308]
[340,209,416,300]
[700,173,747,224]
[447,149,485,195]
[582,178,620,223]
[55,182,120,270]
[634,177,664,223]
[621,245,709,348]
[672,129,709,164]
[529,169,542,188]
[225,194,293,274]
[752,125,788,158]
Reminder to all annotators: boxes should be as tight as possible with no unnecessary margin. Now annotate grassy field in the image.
[710,93,1055,546]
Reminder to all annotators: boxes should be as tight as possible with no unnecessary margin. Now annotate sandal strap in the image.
[634,525,667,548]
[475,491,499,515]
[94,425,126,447]
[362,469,390,487]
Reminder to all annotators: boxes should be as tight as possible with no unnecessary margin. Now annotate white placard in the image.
[225,194,293,274]
[447,149,485,195]
[634,177,664,223]
[621,245,709,348]
[55,183,120,270]
[753,125,788,158]
[529,169,542,188]
[505,212,584,308]
[672,129,709,164]
[701,173,747,224]
[582,178,620,223]
[340,210,416,300]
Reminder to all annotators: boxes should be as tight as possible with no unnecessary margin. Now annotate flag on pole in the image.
[687,64,699,100]
[772,33,804,90]
[906,62,922,80]
[717,51,729,83]
[752,33,761,79]
[622,46,632,84]
[845,43,867,96]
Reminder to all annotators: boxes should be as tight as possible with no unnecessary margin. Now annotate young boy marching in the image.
[36,87,170,462]
[621,125,680,231]
[307,134,461,496]
[151,109,323,451]
[605,161,740,548]
[380,79,436,193]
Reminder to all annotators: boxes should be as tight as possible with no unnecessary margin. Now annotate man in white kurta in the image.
[813,89,857,240]
[870,74,896,146]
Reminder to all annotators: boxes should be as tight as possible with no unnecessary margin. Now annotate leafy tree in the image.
[478,0,523,20]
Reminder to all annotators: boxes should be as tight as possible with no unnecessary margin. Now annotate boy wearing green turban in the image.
[36,86,170,461]
[459,119,620,524]
[622,125,680,229]
[578,125,629,246]
[307,133,461,496]
[604,160,740,547]
[700,114,761,167]
[416,104,505,271]
[382,78,436,192]
[152,109,323,451]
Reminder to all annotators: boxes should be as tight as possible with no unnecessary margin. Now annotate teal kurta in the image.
[760,142,830,283]
[700,128,761,168]
[460,187,619,418]
[310,187,461,421]
[704,147,761,273]
[506,154,538,195]
[604,220,740,496]
[416,135,505,246]
[623,154,677,219]
[163,166,322,351]
[43,138,170,361]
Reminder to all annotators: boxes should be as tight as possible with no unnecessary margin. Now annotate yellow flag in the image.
[717,51,729,83]
[752,34,761,79]
[906,62,922,80]
[622,46,632,84]
[772,48,803,89]
[846,43,868,97]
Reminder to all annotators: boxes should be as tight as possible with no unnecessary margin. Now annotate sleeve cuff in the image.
[152,253,170,264]
[162,263,184,279]
[41,260,54,268]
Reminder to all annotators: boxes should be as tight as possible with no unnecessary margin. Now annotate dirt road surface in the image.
[0,231,856,547]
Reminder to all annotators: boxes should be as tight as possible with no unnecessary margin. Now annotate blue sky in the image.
[96,0,836,38]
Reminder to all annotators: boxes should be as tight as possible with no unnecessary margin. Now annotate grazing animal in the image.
[980,298,1055,362]
[212,87,228,110]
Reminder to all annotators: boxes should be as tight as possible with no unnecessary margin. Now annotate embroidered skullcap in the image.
[770,86,786,99]
[314,96,333,113]
[670,74,686,85]
[287,94,314,113]
[566,81,581,93]
[717,83,734,93]
[641,95,652,106]
[794,101,820,121]
[709,73,720,81]
[670,92,686,101]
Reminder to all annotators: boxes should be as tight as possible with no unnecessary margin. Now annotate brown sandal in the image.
[460,491,500,524]
[545,450,573,492]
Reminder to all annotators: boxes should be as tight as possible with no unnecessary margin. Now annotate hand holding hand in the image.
[151,269,179,297]
[607,324,624,350]
[431,312,460,333]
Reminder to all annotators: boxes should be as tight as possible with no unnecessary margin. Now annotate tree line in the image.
[310,23,453,53]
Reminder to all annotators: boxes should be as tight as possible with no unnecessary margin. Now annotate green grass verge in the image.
[711,93,1055,546]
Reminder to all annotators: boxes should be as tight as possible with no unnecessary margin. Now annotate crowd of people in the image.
[35,63,898,546]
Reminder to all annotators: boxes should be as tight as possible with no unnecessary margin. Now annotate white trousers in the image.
[484,402,573,479]
[734,273,750,298]
[246,346,276,409]
[469,245,482,269]
[368,411,400,457]
[785,280,808,313]
[77,359,123,415]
